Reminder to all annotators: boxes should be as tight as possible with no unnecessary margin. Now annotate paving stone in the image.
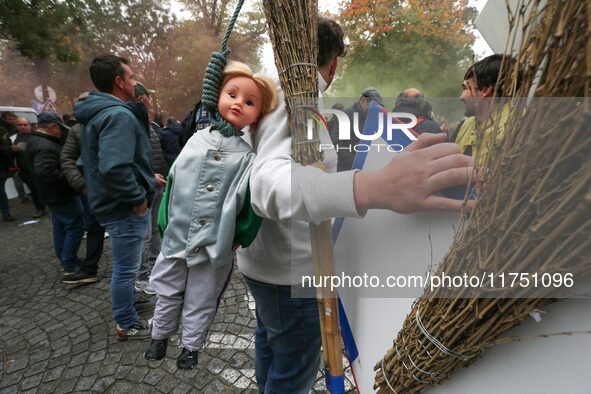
[37,379,60,393]
[88,349,107,363]
[75,376,97,391]
[229,352,250,369]
[156,373,180,393]
[82,361,102,377]
[29,347,51,363]
[113,365,133,380]
[192,371,214,390]
[55,378,77,392]
[4,356,28,374]
[91,377,116,392]
[220,368,240,384]
[206,357,226,375]
[42,365,66,382]
[62,365,83,381]
[0,370,22,388]
[23,360,48,378]
[170,381,192,394]
[143,368,166,386]
[126,366,149,383]
[203,378,226,394]
[98,362,118,378]
[47,354,69,369]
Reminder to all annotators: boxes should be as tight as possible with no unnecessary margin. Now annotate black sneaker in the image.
[116,320,150,341]
[135,298,155,313]
[144,338,168,361]
[61,271,76,281]
[61,272,98,284]
[3,214,15,222]
[177,347,199,370]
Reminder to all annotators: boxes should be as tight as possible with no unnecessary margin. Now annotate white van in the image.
[0,106,38,124]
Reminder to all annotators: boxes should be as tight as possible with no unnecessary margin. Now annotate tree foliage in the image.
[333,0,478,104]
[0,0,266,118]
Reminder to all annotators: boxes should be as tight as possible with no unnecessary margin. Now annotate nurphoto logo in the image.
[306,108,418,153]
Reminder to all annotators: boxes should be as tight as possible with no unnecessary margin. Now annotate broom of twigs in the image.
[262,0,345,390]
[374,0,591,392]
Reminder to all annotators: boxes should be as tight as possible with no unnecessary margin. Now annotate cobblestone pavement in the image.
[0,200,357,393]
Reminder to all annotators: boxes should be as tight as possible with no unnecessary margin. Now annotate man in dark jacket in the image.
[74,54,156,341]
[60,117,106,284]
[133,81,167,295]
[14,117,46,217]
[27,112,86,281]
[0,122,15,221]
[392,88,444,135]
[159,117,183,168]
[330,87,384,172]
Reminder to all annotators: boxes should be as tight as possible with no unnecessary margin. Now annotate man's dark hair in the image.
[464,54,522,97]
[318,17,346,67]
[89,54,130,93]
[1,111,16,120]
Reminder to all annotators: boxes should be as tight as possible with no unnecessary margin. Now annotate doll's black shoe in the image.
[177,347,198,369]
[144,338,168,360]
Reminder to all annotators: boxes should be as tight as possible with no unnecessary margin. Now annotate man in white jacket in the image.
[238,17,474,393]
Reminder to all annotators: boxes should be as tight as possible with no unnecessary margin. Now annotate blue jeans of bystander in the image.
[101,213,149,330]
[243,275,321,394]
[49,197,85,272]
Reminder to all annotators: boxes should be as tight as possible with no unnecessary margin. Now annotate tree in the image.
[0,0,267,117]
[333,0,477,105]
[0,0,93,100]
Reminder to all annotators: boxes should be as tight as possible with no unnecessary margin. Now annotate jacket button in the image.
[213,153,222,161]
[206,185,214,192]
[198,218,207,225]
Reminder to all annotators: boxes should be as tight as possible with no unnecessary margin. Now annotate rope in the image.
[201,0,246,137]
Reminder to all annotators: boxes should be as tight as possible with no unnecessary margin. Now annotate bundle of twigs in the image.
[374,0,591,392]
[262,0,345,390]
[262,0,322,165]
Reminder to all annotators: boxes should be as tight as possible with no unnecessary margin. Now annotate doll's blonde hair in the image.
[220,61,277,130]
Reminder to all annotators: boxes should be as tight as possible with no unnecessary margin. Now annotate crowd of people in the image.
[0,16,518,392]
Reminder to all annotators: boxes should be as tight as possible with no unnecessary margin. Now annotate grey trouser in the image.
[149,252,232,350]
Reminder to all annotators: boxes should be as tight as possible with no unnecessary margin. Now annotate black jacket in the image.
[27,131,78,206]
[0,132,11,171]
[159,122,183,168]
[150,127,167,175]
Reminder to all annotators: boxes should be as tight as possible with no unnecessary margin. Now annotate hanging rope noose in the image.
[201,0,246,137]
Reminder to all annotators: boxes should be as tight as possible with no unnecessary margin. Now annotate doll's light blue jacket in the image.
[158,126,259,269]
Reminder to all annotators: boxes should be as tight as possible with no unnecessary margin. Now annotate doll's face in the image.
[218,76,263,130]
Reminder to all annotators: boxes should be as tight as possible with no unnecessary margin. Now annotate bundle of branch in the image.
[262,0,321,165]
[374,0,591,392]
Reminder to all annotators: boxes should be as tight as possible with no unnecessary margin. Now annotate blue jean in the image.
[243,275,321,394]
[49,197,85,272]
[0,170,11,216]
[101,213,149,329]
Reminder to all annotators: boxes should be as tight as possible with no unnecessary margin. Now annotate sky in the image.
[171,0,494,76]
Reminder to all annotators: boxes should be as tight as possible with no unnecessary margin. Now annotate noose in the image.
[201,0,246,137]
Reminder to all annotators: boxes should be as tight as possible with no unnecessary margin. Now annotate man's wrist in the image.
[353,171,374,216]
